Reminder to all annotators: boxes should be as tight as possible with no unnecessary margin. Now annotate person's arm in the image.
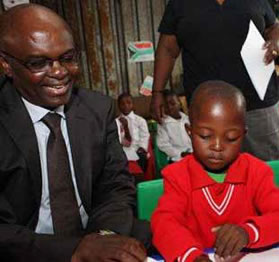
[261,0,279,64]
[236,163,279,249]
[263,21,279,64]
[150,34,181,123]
[151,166,205,262]
[72,99,148,261]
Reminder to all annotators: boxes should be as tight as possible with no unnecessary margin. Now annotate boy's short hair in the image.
[189,80,246,121]
[117,92,132,105]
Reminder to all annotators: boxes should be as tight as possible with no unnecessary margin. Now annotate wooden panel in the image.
[120,0,141,97]
[98,0,119,98]
[136,0,154,93]
[80,0,104,93]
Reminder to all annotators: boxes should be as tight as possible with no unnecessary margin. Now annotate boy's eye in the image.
[226,136,240,142]
[199,134,211,140]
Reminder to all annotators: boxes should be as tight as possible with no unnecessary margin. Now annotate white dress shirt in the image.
[22,98,88,234]
[116,111,150,161]
[157,112,193,162]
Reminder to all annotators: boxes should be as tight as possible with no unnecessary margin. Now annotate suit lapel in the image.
[65,91,93,212]
[0,81,42,205]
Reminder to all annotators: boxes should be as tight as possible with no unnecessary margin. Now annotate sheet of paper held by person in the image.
[241,20,275,100]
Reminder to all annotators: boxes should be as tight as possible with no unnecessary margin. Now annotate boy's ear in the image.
[0,56,12,78]
[185,123,192,138]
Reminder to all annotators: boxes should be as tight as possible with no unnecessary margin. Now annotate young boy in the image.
[151,81,279,262]
[116,93,150,173]
[157,90,192,162]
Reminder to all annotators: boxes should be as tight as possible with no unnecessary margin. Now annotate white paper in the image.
[208,248,279,261]
[145,257,164,262]
[147,248,279,262]
[241,20,275,100]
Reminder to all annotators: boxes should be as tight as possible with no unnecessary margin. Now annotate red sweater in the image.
[151,153,279,262]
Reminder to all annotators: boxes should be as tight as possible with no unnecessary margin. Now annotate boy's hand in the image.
[212,224,249,260]
[137,147,147,155]
[194,255,213,262]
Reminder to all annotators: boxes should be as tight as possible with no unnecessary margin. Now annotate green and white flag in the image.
[128,41,154,63]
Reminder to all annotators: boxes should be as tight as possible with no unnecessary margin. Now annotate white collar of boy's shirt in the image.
[163,111,187,124]
[22,97,65,124]
[119,110,135,120]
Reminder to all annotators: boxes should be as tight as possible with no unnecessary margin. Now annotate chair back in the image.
[137,179,163,221]
[266,160,279,186]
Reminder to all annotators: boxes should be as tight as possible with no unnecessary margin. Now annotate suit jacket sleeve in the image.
[85,99,137,235]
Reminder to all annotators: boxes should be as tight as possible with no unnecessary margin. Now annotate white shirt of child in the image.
[116,111,150,161]
[157,111,193,162]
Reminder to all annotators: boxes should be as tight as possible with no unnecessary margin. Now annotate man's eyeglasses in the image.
[0,49,80,73]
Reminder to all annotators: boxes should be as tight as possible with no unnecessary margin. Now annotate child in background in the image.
[157,90,192,162]
[151,81,279,262]
[116,93,150,173]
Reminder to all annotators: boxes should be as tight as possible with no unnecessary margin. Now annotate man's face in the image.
[189,99,246,173]
[119,96,133,116]
[2,21,79,109]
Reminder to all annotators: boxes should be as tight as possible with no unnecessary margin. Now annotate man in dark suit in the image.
[0,3,150,262]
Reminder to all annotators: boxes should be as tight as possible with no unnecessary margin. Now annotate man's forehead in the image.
[1,6,73,55]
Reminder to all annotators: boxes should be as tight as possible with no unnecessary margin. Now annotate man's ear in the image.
[185,123,192,138]
[0,56,12,78]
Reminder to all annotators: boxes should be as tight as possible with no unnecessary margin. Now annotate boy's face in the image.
[165,95,181,119]
[119,96,133,115]
[188,98,246,173]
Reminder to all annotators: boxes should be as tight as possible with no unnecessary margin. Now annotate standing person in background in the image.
[157,90,192,162]
[0,4,150,262]
[150,0,279,161]
[116,93,150,176]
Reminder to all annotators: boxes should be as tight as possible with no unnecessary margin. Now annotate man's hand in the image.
[150,92,165,124]
[71,233,147,262]
[194,255,212,262]
[212,224,248,260]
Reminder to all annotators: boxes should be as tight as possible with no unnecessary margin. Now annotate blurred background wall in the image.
[0,0,183,99]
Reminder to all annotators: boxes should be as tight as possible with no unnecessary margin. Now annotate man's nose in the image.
[48,60,68,78]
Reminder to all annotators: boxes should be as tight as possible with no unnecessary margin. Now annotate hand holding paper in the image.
[241,20,275,100]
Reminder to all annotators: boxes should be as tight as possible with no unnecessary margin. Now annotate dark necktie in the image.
[119,117,132,142]
[42,113,82,236]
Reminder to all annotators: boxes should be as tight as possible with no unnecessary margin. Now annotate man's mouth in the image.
[43,80,72,96]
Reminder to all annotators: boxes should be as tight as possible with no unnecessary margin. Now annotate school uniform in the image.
[116,111,150,161]
[156,112,192,162]
[151,153,279,262]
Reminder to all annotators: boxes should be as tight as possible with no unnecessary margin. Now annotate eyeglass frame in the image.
[0,49,80,73]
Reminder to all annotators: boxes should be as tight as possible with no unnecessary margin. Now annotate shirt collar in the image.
[187,154,247,190]
[120,111,135,119]
[22,97,65,124]
[163,112,185,123]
